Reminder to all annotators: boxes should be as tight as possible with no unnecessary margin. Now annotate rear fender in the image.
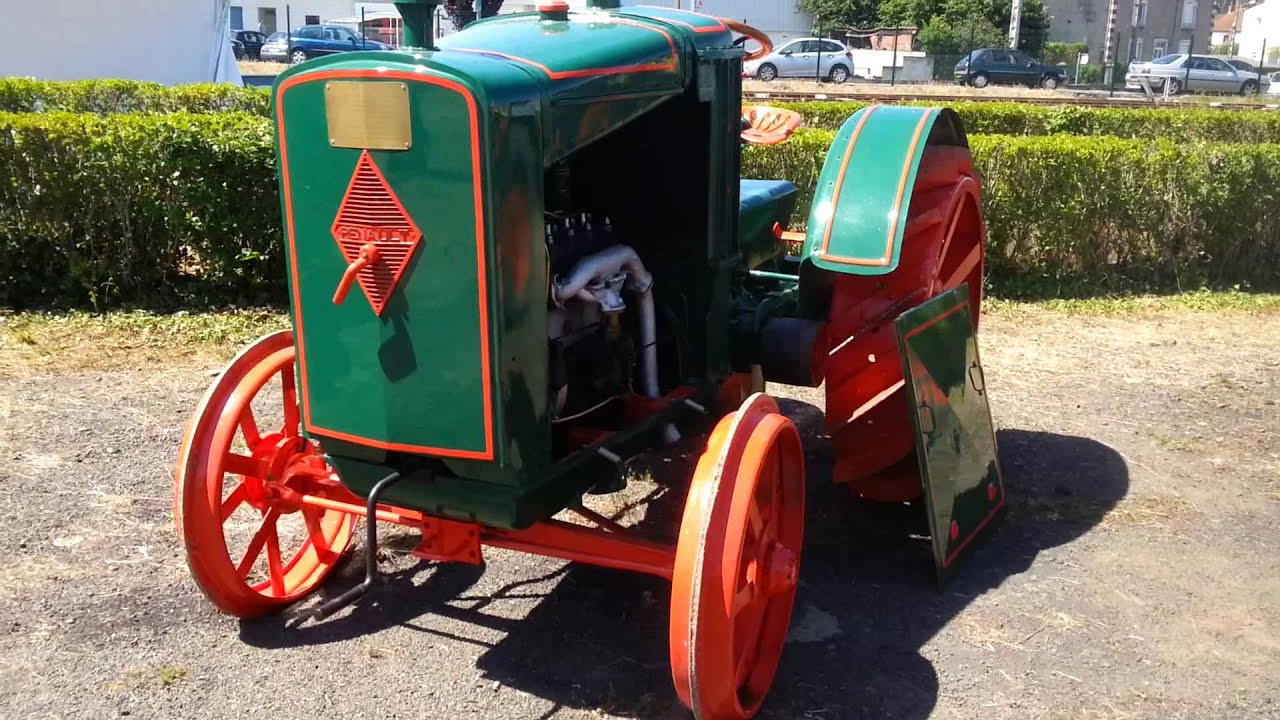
[803,105,970,276]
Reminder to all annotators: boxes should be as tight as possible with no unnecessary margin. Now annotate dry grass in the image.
[238,60,289,74]
[0,310,287,378]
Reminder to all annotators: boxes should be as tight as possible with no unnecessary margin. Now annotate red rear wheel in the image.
[670,394,805,719]
[175,330,356,618]
[824,144,984,502]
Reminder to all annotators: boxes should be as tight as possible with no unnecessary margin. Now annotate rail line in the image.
[743,88,1280,111]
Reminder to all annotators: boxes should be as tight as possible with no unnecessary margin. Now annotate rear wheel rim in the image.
[291,50,306,63]
[175,330,356,618]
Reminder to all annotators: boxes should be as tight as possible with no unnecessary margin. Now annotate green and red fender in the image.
[794,104,989,509]
[801,105,980,279]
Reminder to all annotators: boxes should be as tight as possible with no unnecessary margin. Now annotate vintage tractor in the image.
[173,2,1004,717]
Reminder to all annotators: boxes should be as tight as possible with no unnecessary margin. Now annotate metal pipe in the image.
[551,244,679,443]
[305,472,402,621]
[483,519,675,580]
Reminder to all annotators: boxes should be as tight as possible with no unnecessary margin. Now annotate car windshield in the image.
[266,32,285,42]
[1151,54,1181,64]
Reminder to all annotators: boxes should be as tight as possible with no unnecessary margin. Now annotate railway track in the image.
[744,88,1280,111]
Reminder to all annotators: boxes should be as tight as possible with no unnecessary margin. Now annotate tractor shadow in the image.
[461,398,1130,719]
[236,397,1129,720]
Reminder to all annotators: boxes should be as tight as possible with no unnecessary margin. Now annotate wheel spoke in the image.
[224,452,267,479]
[746,499,766,537]
[943,243,981,291]
[281,364,300,437]
[236,508,280,579]
[220,483,249,523]
[735,629,764,686]
[265,523,285,596]
[239,407,261,448]
[301,508,338,563]
[730,582,757,617]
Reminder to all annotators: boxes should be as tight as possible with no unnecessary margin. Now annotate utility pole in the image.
[1008,0,1023,48]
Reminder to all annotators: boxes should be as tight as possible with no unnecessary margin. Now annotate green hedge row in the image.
[6,77,1279,145]
[743,128,1280,294]
[2,112,1278,308]
[0,78,270,115]
[0,112,281,308]
[771,100,1280,144]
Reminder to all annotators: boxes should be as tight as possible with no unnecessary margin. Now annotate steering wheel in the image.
[720,18,772,63]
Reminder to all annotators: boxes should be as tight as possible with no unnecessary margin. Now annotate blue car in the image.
[260,24,391,64]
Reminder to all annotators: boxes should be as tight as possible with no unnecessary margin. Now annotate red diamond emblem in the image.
[330,150,422,315]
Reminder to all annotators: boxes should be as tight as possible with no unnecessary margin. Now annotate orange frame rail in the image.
[298,493,675,581]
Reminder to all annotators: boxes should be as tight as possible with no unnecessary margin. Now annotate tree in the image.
[917,15,1005,55]
[882,0,1050,55]
[990,0,1050,55]
[878,0,942,27]
[798,0,882,31]
[443,0,504,30]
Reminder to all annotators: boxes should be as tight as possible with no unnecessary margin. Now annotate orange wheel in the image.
[174,330,357,618]
[825,144,985,502]
[670,393,805,719]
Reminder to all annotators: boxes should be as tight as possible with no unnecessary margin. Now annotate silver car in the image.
[742,37,855,83]
[1126,53,1260,95]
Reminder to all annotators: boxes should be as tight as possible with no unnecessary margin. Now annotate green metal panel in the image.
[895,286,1005,585]
[437,11,691,99]
[803,105,947,276]
[275,60,496,461]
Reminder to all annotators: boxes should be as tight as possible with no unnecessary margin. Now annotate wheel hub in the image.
[246,435,327,515]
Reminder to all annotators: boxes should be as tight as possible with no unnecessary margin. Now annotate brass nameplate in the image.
[325,81,411,150]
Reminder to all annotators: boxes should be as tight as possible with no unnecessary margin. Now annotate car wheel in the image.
[1041,74,1059,90]
[757,63,777,82]
[290,49,308,65]
[971,72,989,88]
[828,65,849,84]
[1166,77,1182,94]
[1241,80,1258,95]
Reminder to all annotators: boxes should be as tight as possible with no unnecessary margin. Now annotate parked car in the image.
[229,36,246,60]
[743,37,855,83]
[1270,71,1280,95]
[233,30,268,60]
[1125,53,1261,94]
[1223,57,1273,93]
[260,24,392,64]
[954,48,1068,89]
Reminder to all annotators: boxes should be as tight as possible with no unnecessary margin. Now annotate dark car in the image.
[233,30,267,60]
[955,48,1067,89]
[261,24,392,64]
[229,36,246,60]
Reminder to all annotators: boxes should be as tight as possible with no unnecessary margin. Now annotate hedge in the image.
[0,78,270,116]
[2,112,1279,308]
[743,128,1280,294]
[770,100,1280,144]
[6,78,1280,145]
[0,112,281,308]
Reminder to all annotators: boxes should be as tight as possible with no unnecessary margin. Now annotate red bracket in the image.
[411,516,483,565]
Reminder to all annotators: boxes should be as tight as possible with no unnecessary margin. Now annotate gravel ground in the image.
[1,306,1278,720]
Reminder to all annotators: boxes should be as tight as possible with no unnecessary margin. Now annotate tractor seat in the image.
[740,105,803,145]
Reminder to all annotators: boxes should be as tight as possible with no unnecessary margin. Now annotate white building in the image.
[1235,0,1280,63]
[233,1,814,45]
[0,0,238,84]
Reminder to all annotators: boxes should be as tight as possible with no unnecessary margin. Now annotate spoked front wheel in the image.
[174,330,356,618]
[670,393,805,719]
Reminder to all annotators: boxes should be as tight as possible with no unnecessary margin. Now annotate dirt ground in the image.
[1,304,1278,720]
